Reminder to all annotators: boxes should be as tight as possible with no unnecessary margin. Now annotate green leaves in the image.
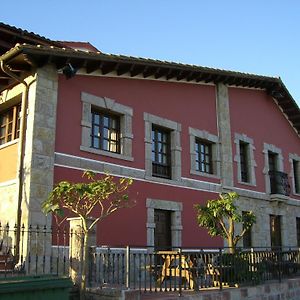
[41,171,134,223]
[195,192,256,250]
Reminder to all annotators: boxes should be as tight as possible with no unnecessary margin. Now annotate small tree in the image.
[42,171,134,300]
[195,192,255,253]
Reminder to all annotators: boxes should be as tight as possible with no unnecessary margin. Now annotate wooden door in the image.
[154,209,172,250]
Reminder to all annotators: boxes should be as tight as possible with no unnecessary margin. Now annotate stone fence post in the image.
[68,217,96,285]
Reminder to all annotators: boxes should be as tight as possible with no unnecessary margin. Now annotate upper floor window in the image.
[0,104,21,146]
[268,151,278,172]
[80,92,133,161]
[91,109,120,153]
[144,113,181,181]
[267,150,290,196]
[239,142,249,183]
[189,127,220,178]
[234,133,256,186]
[152,126,171,179]
[195,139,212,174]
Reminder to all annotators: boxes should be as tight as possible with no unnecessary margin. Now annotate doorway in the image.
[154,209,172,250]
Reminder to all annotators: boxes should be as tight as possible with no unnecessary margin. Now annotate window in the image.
[234,134,256,185]
[242,211,252,248]
[270,215,282,249]
[91,109,120,153]
[0,104,21,146]
[267,150,290,196]
[195,139,212,174]
[144,113,181,181]
[152,126,171,179]
[189,127,220,178]
[293,160,300,194]
[268,151,278,172]
[239,142,249,183]
[263,143,284,195]
[80,92,133,161]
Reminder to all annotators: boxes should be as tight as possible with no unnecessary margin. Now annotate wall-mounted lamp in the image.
[62,63,77,79]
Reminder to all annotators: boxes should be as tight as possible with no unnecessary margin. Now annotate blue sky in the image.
[1,0,300,105]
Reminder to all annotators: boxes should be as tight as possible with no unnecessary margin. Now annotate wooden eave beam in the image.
[288,114,300,121]
[86,61,101,74]
[101,62,117,75]
[177,70,189,81]
[154,67,169,79]
[116,63,130,76]
[130,65,144,77]
[143,66,156,78]
[195,73,208,82]
[283,107,298,114]
[166,69,177,80]
[186,71,198,82]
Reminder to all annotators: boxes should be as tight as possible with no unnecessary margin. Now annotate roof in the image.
[0,22,66,55]
[0,43,299,134]
[59,41,100,53]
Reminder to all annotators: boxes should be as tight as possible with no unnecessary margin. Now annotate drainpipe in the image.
[0,60,35,259]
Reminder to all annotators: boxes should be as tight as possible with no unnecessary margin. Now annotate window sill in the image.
[0,139,19,150]
[145,175,181,185]
[190,169,220,180]
[237,180,257,187]
[80,145,134,161]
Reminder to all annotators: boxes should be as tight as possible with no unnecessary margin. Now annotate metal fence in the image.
[89,246,300,293]
[1,223,300,294]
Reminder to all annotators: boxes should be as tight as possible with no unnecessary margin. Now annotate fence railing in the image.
[89,246,300,293]
[0,223,300,293]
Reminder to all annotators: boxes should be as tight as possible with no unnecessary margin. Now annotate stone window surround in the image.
[189,127,220,179]
[263,143,284,194]
[234,133,257,186]
[144,112,182,182]
[289,153,300,196]
[80,92,133,161]
[146,198,183,248]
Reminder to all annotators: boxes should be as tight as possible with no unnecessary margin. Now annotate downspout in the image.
[0,60,35,259]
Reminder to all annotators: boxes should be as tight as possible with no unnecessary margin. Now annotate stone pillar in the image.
[216,83,234,189]
[21,65,58,228]
[16,65,58,273]
[68,217,97,285]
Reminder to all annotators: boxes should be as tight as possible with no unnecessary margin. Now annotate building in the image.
[0,23,300,250]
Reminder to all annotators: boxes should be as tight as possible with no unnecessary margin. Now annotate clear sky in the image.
[1,0,300,105]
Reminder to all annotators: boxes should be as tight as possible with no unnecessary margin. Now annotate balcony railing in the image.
[269,171,291,196]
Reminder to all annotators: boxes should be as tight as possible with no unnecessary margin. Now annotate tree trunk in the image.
[227,236,235,254]
[80,222,89,300]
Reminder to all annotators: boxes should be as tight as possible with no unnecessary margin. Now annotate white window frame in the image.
[80,92,133,161]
